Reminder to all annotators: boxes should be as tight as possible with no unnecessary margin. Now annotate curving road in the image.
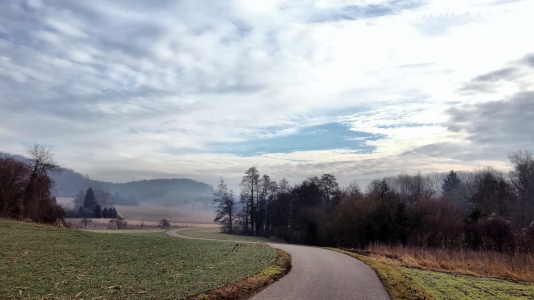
[167,229,390,300]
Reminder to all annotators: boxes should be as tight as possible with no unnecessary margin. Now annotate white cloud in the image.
[0,0,532,189]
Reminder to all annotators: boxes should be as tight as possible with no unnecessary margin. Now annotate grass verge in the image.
[402,267,534,300]
[0,218,276,299]
[188,248,292,300]
[328,248,435,300]
[363,244,534,282]
[333,247,534,300]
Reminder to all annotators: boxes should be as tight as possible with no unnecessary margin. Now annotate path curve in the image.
[167,229,390,300]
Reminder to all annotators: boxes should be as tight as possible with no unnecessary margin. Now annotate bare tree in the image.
[240,167,260,235]
[319,173,340,207]
[159,218,170,229]
[213,178,235,233]
[509,150,534,227]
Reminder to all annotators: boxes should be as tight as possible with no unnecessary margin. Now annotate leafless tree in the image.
[213,178,235,233]
[509,150,534,227]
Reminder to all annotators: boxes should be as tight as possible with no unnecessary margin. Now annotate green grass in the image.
[178,227,278,243]
[0,219,277,299]
[86,229,168,238]
[329,248,435,300]
[402,267,534,300]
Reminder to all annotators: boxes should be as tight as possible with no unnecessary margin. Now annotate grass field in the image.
[110,204,216,224]
[403,267,534,300]
[86,229,169,238]
[178,227,282,243]
[0,219,277,299]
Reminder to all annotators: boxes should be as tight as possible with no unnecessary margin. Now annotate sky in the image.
[1,0,533,190]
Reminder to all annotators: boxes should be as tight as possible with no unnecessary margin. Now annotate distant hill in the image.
[0,152,214,207]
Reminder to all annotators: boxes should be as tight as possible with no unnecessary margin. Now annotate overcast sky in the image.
[1,0,533,190]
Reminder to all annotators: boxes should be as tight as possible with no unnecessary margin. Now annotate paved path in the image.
[166,229,390,300]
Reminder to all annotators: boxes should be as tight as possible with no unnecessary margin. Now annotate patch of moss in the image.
[260,265,283,276]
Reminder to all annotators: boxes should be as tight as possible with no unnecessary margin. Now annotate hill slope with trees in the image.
[0,152,214,208]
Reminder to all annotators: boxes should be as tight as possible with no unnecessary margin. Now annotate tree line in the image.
[65,187,118,219]
[214,150,534,252]
[0,145,65,225]
[0,145,122,226]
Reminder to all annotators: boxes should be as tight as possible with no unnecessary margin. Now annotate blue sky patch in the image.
[210,123,381,156]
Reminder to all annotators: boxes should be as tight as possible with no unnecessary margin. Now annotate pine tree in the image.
[94,204,102,218]
[442,170,462,193]
[102,207,109,218]
[83,187,98,209]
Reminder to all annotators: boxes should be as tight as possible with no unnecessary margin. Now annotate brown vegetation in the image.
[330,248,435,300]
[219,150,534,258]
[0,144,65,225]
[346,244,534,283]
[187,248,292,300]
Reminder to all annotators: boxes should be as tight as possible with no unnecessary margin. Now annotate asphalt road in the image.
[167,229,390,300]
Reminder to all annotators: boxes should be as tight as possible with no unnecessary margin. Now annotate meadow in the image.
[178,227,283,243]
[0,219,276,299]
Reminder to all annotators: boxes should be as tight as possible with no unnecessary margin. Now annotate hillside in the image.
[0,152,214,207]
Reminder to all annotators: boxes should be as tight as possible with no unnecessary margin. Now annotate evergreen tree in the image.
[94,204,102,218]
[102,207,109,218]
[111,208,118,218]
[442,170,462,193]
[83,187,98,209]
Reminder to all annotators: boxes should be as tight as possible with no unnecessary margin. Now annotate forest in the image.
[214,150,534,252]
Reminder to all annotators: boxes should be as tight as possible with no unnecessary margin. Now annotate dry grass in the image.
[329,248,435,300]
[114,204,216,224]
[66,218,218,230]
[347,244,534,283]
[187,249,292,300]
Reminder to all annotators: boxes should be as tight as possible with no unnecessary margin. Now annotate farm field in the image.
[0,218,276,299]
[86,229,169,238]
[57,198,217,226]
[179,227,283,243]
[115,204,216,224]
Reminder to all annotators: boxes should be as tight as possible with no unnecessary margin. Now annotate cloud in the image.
[309,0,424,23]
[1,0,533,190]
[410,55,534,162]
[447,91,534,155]
[459,53,534,94]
